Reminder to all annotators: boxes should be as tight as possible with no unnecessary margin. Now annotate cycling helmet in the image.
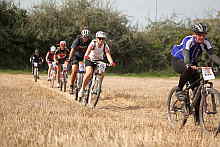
[96,31,107,38]
[35,49,39,54]
[81,29,90,37]
[192,23,208,34]
[59,41,66,47]
[50,46,56,52]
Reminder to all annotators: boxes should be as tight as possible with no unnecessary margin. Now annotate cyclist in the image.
[78,31,116,99]
[30,49,44,76]
[171,23,220,123]
[54,41,70,88]
[68,28,92,94]
[46,45,56,81]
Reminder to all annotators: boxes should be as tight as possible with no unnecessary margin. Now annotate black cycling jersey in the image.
[55,48,69,64]
[30,54,43,63]
[71,35,92,57]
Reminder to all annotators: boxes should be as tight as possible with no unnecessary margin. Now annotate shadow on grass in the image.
[97,104,144,111]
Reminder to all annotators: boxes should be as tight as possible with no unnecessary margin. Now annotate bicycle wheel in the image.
[50,70,55,88]
[75,73,84,101]
[167,86,188,128]
[60,81,63,91]
[63,81,67,92]
[199,88,220,132]
[87,75,102,108]
[34,67,38,82]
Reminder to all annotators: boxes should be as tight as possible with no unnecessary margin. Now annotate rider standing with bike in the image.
[68,28,92,94]
[46,46,56,81]
[54,41,69,88]
[78,31,116,100]
[171,23,220,123]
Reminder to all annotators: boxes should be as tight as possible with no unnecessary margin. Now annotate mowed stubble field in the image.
[0,73,220,147]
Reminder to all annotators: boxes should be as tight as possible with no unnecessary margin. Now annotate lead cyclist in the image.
[171,23,220,124]
[78,31,116,98]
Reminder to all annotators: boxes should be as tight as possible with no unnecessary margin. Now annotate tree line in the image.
[1,0,220,73]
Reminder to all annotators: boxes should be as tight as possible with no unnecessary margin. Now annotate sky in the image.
[12,0,220,26]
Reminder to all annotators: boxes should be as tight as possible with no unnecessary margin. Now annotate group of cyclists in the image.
[29,23,220,130]
[30,28,116,99]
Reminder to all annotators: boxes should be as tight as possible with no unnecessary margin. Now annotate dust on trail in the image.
[0,73,220,147]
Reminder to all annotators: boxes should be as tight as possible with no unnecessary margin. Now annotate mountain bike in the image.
[49,62,57,88]
[82,60,110,108]
[167,66,220,133]
[33,62,39,82]
[59,63,68,92]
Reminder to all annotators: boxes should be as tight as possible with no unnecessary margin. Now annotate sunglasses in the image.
[98,38,105,40]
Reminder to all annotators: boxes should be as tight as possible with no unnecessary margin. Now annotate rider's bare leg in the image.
[81,66,93,90]
[70,64,79,86]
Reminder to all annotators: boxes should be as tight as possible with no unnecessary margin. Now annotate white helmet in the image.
[50,46,56,52]
[81,29,90,37]
[60,40,66,46]
[96,31,107,38]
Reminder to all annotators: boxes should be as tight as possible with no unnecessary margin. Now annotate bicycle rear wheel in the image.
[199,88,220,132]
[167,86,188,128]
[87,76,102,108]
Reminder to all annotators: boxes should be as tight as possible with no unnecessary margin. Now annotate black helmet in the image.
[192,23,208,34]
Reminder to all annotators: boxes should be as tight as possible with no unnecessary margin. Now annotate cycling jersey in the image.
[171,35,212,65]
[30,54,43,63]
[55,48,69,64]
[71,35,92,57]
[46,51,55,62]
[88,39,110,61]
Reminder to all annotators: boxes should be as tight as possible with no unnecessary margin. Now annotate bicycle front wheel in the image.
[88,75,102,108]
[34,67,38,82]
[167,86,188,128]
[50,70,56,88]
[199,88,220,132]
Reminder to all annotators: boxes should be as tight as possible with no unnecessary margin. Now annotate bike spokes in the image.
[200,88,220,132]
[167,87,189,129]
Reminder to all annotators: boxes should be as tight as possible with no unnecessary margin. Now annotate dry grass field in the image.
[0,73,220,147]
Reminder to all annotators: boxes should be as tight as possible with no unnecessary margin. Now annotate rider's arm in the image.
[69,48,76,60]
[106,52,114,65]
[30,56,33,63]
[45,52,49,62]
[207,50,220,65]
[69,38,79,60]
[204,40,220,65]
[104,45,114,64]
[183,49,190,64]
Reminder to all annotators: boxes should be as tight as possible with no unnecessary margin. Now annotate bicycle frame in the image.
[59,63,68,92]
[50,62,57,88]
[86,61,108,107]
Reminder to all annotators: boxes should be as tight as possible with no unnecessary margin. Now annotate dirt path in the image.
[0,73,220,147]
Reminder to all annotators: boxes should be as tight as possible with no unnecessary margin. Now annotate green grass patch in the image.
[106,70,178,78]
[0,69,48,75]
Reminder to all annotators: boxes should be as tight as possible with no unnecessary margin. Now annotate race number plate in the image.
[97,62,106,73]
[79,63,85,72]
[34,62,38,67]
[202,67,215,81]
